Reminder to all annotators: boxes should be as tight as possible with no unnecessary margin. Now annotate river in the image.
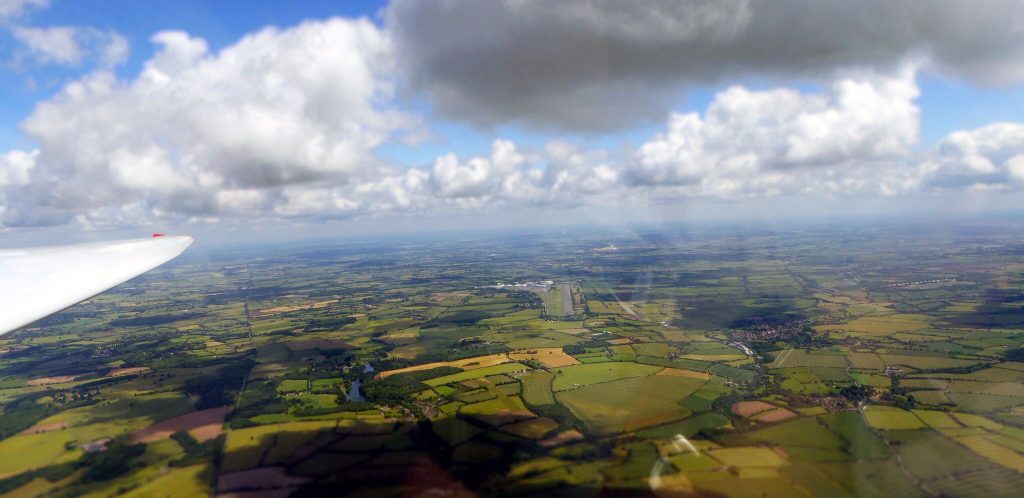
[347,379,365,402]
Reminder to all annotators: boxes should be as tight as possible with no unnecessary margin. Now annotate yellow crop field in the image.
[257,299,338,316]
[656,367,711,380]
[911,410,961,429]
[424,363,529,387]
[951,413,1003,430]
[682,354,747,362]
[379,353,512,378]
[955,435,1024,472]
[508,348,581,368]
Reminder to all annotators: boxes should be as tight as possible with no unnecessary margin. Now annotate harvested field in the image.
[682,354,747,362]
[753,408,799,423]
[538,430,584,447]
[107,367,149,377]
[501,417,559,439]
[257,300,337,316]
[378,354,510,379]
[132,406,232,443]
[508,348,580,368]
[656,367,711,380]
[732,401,777,417]
[26,375,77,386]
[20,421,66,435]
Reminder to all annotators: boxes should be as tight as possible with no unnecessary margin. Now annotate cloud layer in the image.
[387,0,1024,130]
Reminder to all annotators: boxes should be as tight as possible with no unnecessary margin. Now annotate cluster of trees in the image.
[886,376,917,409]
[1005,347,1024,362]
[422,310,494,328]
[80,440,147,483]
[302,316,357,332]
[362,366,461,409]
[838,383,874,401]
[0,392,93,439]
[184,359,254,409]
[562,340,611,355]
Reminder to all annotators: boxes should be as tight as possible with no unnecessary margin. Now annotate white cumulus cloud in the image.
[10,25,128,67]
[0,0,46,22]
[631,65,920,196]
[918,123,1024,190]
[2,17,414,227]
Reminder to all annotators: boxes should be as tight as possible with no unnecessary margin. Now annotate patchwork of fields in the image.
[1,223,1024,496]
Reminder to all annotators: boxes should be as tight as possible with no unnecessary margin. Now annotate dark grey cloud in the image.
[387,0,1024,131]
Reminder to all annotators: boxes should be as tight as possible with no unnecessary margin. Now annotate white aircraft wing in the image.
[0,235,193,336]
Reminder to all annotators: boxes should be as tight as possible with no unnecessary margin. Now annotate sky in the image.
[1,0,1024,242]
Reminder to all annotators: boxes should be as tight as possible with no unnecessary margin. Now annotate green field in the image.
[550,362,661,391]
[863,406,927,430]
[770,349,849,369]
[556,375,704,434]
[520,370,555,405]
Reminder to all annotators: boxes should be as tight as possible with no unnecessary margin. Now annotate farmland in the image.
[1,220,1024,496]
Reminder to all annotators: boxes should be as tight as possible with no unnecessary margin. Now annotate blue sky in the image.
[1,0,1024,235]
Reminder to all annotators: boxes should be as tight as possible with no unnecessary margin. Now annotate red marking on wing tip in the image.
[152,233,166,237]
